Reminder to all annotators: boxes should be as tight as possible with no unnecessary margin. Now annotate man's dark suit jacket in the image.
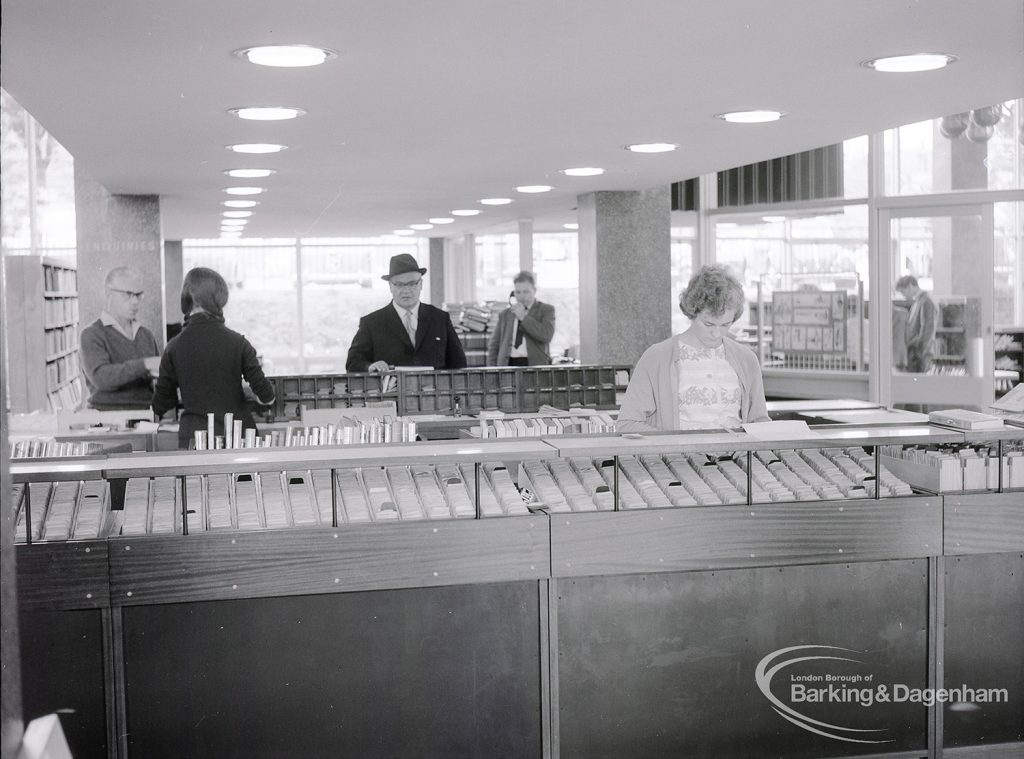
[346,302,467,372]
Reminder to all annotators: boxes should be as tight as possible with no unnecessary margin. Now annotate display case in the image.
[12,426,1023,759]
[262,364,632,421]
[994,326,1023,395]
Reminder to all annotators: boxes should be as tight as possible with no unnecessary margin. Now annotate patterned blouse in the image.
[676,339,742,430]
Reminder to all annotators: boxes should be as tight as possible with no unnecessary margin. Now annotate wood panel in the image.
[551,497,942,577]
[943,553,1024,748]
[557,561,929,758]
[19,609,108,759]
[121,583,542,758]
[944,492,1024,555]
[109,517,550,605]
[15,541,109,611]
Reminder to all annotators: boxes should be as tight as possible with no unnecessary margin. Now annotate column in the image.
[517,218,534,273]
[578,188,671,365]
[163,240,183,337]
[74,164,165,347]
[444,234,476,304]
[428,237,445,305]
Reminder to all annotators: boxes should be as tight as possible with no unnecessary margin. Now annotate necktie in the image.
[404,309,416,345]
[513,316,524,348]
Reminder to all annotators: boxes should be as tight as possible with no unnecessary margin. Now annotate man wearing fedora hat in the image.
[346,253,467,373]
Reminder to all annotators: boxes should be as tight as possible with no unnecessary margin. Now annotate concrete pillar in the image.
[163,240,183,336]
[74,164,164,347]
[428,237,445,305]
[578,188,671,365]
[444,234,476,303]
[517,218,534,273]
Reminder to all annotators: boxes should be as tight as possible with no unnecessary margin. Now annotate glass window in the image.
[994,201,1024,326]
[532,232,579,361]
[183,237,428,374]
[183,240,301,375]
[475,234,519,302]
[842,135,869,199]
[884,98,1023,195]
[1,88,76,255]
[299,240,428,373]
[34,128,76,250]
[475,232,581,360]
[1,89,31,251]
[670,218,696,334]
[715,206,869,372]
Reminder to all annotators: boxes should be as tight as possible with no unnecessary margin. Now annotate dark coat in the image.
[151,313,275,448]
[346,302,467,372]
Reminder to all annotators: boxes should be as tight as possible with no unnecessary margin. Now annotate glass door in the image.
[879,205,995,410]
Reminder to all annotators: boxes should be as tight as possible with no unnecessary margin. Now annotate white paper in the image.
[741,420,818,440]
[991,382,1024,413]
[804,409,929,424]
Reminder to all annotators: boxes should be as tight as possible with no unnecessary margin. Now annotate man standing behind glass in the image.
[895,274,937,373]
[80,266,160,409]
[346,253,466,373]
[487,270,556,366]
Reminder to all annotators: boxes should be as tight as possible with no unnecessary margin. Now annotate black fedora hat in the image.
[382,253,427,281]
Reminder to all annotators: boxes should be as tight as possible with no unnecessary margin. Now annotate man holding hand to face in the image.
[487,270,556,366]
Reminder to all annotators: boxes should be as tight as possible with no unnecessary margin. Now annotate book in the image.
[927,408,1003,430]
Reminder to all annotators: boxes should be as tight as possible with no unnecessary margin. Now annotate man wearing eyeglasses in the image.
[346,254,466,373]
[80,266,161,409]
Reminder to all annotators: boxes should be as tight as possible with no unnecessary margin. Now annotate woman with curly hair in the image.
[617,264,768,432]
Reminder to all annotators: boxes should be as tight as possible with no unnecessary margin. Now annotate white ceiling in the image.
[2,0,1022,240]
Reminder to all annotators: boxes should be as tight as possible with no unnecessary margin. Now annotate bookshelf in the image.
[4,256,82,412]
[994,326,1023,396]
[930,297,981,376]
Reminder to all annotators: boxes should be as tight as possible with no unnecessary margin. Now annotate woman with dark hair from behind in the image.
[617,264,769,433]
[152,267,275,449]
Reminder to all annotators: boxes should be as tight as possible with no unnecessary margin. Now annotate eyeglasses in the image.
[108,288,145,301]
[390,279,422,290]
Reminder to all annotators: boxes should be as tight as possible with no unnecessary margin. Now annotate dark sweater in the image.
[151,313,275,448]
[80,319,159,410]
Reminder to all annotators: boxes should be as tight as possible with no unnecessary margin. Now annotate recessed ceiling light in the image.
[480,198,513,206]
[560,167,605,177]
[223,210,253,218]
[451,209,482,216]
[625,143,678,153]
[223,199,258,208]
[715,110,785,123]
[516,185,553,193]
[221,219,247,226]
[563,223,580,230]
[862,53,957,73]
[393,229,415,236]
[227,143,287,154]
[224,168,275,179]
[409,223,434,230]
[235,45,336,68]
[428,217,455,224]
[229,106,307,121]
[224,187,264,195]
